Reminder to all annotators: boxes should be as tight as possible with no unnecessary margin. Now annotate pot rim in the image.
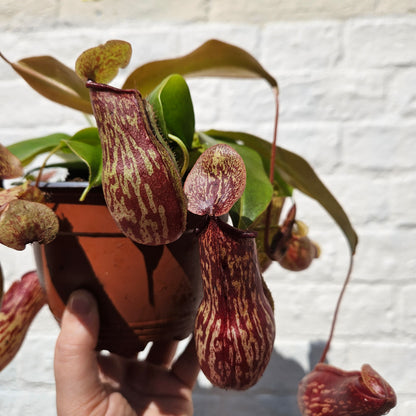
[37,181,106,205]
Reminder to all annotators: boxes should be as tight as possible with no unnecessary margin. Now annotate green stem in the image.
[168,134,189,176]
[35,143,65,187]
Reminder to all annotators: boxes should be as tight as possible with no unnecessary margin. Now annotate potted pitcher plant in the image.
[0,39,396,414]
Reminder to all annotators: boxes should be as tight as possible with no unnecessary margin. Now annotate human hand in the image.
[54,290,200,416]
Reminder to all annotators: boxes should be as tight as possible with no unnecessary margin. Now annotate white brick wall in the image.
[1,2,415,415]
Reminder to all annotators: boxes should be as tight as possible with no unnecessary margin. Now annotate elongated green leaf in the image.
[123,39,277,96]
[62,128,102,201]
[17,56,89,99]
[7,133,72,166]
[1,54,92,113]
[204,130,358,254]
[198,132,273,228]
[249,192,286,272]
[147,74,195,150]
[6,130,100,198]
[229,143,273,229]
[25,160,89,179]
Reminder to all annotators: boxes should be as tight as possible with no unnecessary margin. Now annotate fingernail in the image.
[69,290,93,317]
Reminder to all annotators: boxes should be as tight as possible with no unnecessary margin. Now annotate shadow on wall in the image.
[193,341,326,416]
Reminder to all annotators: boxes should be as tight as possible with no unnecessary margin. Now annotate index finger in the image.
[170,336,200,388]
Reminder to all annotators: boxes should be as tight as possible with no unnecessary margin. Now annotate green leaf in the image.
[7,133,72,166]
[249,192,286,272]
[230,144,273,229]
[147,74,195,150]
[25,160,89,179]
[62,128,102,201]
[198,132,273,228]
[7,129,102,201]
[0,53,92,114]
[204,130,358,254]
[123,39,277,96]
[75,40,132,84]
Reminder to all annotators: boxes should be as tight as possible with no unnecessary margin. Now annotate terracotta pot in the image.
[33,182,202,357]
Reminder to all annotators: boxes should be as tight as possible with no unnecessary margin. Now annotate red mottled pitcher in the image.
[298,363,397,416]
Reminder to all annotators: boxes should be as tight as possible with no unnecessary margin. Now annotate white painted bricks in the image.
[1,4,415,415]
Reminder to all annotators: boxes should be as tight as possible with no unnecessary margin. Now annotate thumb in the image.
[54,290,104,415]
